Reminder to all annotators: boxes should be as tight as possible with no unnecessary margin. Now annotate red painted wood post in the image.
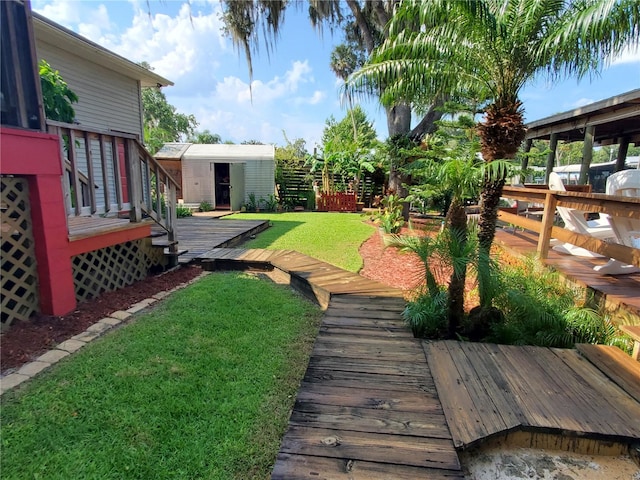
[1,128,77,316]
[28,174,77,315]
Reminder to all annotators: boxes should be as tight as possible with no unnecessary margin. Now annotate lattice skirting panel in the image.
[72,238,166,303]
[1,176,39,330]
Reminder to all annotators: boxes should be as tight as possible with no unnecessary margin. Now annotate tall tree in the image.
[188,130,222,144]
[220,0,446,211]
[349,0,639,308]
[141,88,198,154]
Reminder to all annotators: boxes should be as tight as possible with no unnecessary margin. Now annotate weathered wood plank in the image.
[492,343,585,432]
[311,340,426,363]
[551,348,640,432]
[522,345,637,437]
[307,356,431,377]
[289,403,451,438]
[576,343,640,404]
[272,453,465,480]
[295,384,441,414]
[424,341,489,447]
[442,341,516,440]
[303,366,433,390]
[279,426,461,471]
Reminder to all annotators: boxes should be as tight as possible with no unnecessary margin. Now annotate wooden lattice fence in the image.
[1,176,39,329]
[72,238,165,302]
[277,162,385,209]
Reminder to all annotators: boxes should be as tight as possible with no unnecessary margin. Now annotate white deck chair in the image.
[548,172,614,257]
[593,170,640,275]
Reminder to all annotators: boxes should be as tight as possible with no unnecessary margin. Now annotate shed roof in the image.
[32,13,173,88]
[525,88,640,146]
[156,143,275,162]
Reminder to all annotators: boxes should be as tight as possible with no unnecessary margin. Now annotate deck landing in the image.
[426,340,640,450]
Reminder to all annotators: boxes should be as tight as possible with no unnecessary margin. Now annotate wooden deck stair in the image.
[197,248,463,479]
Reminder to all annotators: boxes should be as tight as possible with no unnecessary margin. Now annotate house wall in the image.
[36,41,143,137]
[245,159,276,202]
[182,159,214,205]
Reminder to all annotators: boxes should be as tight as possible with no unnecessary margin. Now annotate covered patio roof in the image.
[525,88,640,146]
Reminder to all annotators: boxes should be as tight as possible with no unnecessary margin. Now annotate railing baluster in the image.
[111,136,123,211]
[99,134,111,213]
[83,130,97,214]
[125,138,143,222]
[67,129,82,216]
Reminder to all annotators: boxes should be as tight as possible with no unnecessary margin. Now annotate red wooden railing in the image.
[317,192,357,212]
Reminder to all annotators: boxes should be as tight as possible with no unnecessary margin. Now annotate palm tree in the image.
[349,0,639,308]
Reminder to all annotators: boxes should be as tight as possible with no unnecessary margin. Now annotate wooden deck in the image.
[67,216,147,241]
[426,340,640,450]
[197,248,463,479]
[199,247,640,477]
[494,227,640,317]
[153,217,270,263]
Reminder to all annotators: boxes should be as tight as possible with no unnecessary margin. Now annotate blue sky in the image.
[33,0,640,148]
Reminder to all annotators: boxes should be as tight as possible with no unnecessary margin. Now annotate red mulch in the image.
[1,221,460,375]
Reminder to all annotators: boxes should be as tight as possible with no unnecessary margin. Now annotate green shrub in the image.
[199,200,213,212]
[403,290,448,338]
[176,205,192,217]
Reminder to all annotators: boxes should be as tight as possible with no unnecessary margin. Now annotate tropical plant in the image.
[375,194,405,234]
[319,107,381,199]
[39,59,78,122]
[348,0,640,310]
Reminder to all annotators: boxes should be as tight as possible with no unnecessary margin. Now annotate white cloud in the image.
[611,46,640,66]
[95,3,226,80]
[33,0,82,26]
[572,97,594,109]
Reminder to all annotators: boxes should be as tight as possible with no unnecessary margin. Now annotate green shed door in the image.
[230,163,245,211]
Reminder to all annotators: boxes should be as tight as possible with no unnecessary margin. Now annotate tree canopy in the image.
[142,88,198,154]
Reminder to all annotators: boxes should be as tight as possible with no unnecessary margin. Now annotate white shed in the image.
[156,143,276,211]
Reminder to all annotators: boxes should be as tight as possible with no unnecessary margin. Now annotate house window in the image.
[1,0,43,130]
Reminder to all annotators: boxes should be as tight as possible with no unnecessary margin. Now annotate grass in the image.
[226,212,375,272]
[1,273,322,480]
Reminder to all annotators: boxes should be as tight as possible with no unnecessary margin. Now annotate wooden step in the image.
[620,325,640,360]
[152,239,178,248]
[576,343,640,403]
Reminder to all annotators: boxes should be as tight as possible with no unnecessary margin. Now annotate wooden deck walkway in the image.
[197,248,463,479]
[153,217,269,263]
[494,228,640,317]
[198,247,640,477]
[426,340,640,450]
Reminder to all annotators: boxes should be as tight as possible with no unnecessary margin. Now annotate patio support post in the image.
[544,134,558,184]
[579,126,595,185]
[615,136,629,172]
[537,191,557,260]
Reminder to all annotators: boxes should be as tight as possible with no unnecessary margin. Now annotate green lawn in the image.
[226,212,375,272]
[1,273,322,480]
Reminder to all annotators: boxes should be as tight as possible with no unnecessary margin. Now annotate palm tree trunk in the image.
[446,198,468,338]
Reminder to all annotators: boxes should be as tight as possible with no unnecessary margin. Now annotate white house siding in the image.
[245,159,276,202]
[182,159,214,205]
[36,41,143,137]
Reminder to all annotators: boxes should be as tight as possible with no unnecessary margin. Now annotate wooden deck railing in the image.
[47,121,179,249]
[499,186,640,268]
